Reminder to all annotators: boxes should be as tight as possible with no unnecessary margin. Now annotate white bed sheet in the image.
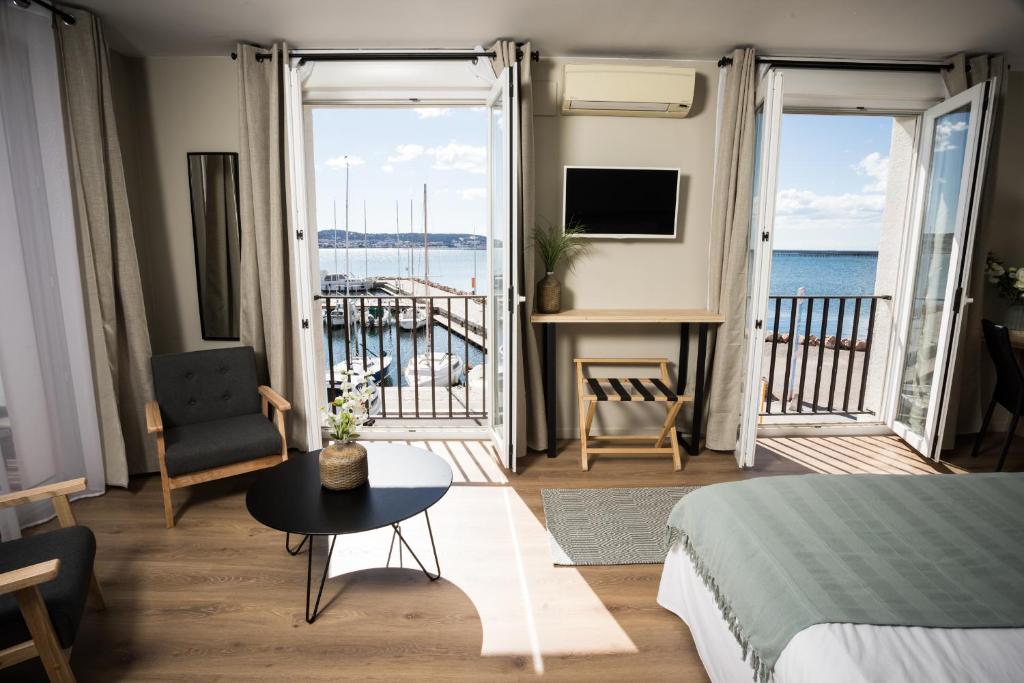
[657,542,1024,683]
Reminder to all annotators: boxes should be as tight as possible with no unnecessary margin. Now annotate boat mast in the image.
[395,200,401,285]
[408,198,414,287]
[344,156,351,296]
[423,183,428,297]
[363,199,368,282]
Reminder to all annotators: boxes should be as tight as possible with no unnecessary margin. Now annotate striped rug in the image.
[541,486,700,566]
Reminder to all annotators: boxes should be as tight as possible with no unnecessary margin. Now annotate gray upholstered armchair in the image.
[0,478,105,682]
[146,346,290,528]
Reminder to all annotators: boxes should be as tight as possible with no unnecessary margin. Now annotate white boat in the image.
[467,364,484,387]
[364,305,394,328]
[403,352,465,387]
[397,306,429,331]
[327,354,392,384]
[323,301,357,327]
[321,271,373,294]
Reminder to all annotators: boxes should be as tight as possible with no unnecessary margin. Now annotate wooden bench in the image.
[575,358,692,471]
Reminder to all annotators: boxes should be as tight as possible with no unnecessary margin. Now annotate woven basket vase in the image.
[319,441,368,490]
[537,273,562,313]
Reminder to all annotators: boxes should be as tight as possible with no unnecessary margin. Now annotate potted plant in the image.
[984,253,1024,330]
[533,219,591,313]
[320,370,377,490]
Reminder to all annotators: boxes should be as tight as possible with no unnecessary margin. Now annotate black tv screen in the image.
[563,167,679,238]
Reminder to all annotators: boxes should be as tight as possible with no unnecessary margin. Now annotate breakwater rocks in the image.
[764,333,867,351]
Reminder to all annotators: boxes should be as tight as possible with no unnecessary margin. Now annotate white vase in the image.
[1006,304,1024,331]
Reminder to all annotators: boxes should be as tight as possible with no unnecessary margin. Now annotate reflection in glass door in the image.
[890,81,994,457]
[487,68,511,461]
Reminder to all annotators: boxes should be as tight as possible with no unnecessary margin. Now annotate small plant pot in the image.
[319,441,368,490]
[537,272,562,313]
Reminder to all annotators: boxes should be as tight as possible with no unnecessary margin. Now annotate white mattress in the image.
[658,542,1024,683]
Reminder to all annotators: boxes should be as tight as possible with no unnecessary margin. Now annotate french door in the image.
[736,68,784,468]
[887,80,997,459]
[486,65,520,470]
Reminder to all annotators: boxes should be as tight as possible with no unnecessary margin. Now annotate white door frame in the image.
[885,80,996,458]
[736,68,784,467]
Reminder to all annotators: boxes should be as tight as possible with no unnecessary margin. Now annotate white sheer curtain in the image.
[0,2,105,537]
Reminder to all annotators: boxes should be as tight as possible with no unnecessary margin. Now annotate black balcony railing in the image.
[318,294,487,420]
[761,295,890,417]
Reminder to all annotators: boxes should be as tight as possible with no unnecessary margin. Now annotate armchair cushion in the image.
[0,526,96,649]
[163,413,283,477]
[151,347,262,428]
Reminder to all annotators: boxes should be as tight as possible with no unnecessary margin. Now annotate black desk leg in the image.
[544,323,557,457]
[690,323,709,456]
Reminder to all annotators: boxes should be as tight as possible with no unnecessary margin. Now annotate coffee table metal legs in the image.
[297,510,441,624]
[385,510,441,581]
[286,532,309,556]
[305,534,336,624]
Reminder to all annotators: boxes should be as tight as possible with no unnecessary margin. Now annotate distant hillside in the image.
[318,229,485,250]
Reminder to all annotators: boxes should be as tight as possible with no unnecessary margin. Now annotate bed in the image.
[657,473,1024,683]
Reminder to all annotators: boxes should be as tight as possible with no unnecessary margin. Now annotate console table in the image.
[531,308,725,458]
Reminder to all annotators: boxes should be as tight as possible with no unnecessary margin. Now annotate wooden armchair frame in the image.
[146,385,290,528]
[0,478,105,682]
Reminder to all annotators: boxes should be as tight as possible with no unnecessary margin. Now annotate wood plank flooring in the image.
[9,435,952,681]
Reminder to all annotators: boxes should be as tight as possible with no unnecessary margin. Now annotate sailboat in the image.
[403,352,465,387]
[320,158,372,294]
[397,305,429,330]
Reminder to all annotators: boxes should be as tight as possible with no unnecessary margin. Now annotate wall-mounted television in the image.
[563,166,680,239]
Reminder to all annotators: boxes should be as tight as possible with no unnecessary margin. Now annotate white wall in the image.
[127,56,239,355]
[532,58,720,437]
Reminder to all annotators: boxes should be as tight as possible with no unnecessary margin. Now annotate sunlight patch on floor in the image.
[323,441,636,668]
[758,435,946,475]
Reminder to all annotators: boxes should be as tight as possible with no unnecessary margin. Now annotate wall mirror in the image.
[187,152,241,340]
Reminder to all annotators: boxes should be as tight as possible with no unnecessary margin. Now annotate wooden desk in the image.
[1011,330,1024,350]
[530,308,725,458]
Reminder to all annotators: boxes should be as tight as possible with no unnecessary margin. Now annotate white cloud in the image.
[460,187,486,200]
[852,152,889,193]
[414,107,451,119]
[935,119,968,152]
[773,188,885,248]
[428,141,486,174]
[776,188,886,219]
[325,155,366,168]
[381,164,394,173]
[387,144,425,164]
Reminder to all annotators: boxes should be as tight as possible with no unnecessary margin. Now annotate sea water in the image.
[769,251,879,338]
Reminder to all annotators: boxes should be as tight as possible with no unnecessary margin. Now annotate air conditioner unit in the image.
[561,64,696,118]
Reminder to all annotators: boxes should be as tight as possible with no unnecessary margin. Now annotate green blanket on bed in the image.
[666,473,1024,682]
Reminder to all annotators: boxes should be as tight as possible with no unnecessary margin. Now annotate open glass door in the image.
[736,68,784,467]
[487,65,519,470]
[888,80,996,459]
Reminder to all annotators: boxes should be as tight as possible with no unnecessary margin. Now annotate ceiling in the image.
[75,0,1024,65]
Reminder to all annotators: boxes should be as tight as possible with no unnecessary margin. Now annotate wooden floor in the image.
[8,432,1000,681]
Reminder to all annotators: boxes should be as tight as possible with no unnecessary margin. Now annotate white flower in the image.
[989,262,1005,277]
[1014,270,1024,290]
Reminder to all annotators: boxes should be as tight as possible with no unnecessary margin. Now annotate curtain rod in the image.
[230,47,540,65]
[11,0,76,25]
[717,55,951,72]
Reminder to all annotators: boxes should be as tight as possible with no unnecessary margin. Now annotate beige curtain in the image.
[55,7,156,484]
[489,40,547,455]
[705,48,758,452]
[941,53,1007,447]
[237,43,311,450]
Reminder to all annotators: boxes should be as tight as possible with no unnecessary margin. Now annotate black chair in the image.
[146,346,291,528]
[0,478,105,682]
[971,319,1024,471]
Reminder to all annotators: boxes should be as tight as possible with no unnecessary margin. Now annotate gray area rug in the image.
[541,486,700,566]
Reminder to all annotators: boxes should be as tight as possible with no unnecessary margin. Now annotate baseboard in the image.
[756,422,893,438]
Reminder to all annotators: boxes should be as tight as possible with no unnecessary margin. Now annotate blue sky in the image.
[773,114,893,251]
[311,107,487,236]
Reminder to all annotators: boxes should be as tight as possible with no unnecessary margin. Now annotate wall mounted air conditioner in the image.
[561,64,696,118]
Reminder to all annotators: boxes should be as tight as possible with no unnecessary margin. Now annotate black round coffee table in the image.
[246,443,453,623]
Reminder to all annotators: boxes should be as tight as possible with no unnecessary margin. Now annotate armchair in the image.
[0,478,105,682]
[147,346,289,527]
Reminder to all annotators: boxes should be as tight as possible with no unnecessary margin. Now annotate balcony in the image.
[760,294,890,420]
[320,291,488,425]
